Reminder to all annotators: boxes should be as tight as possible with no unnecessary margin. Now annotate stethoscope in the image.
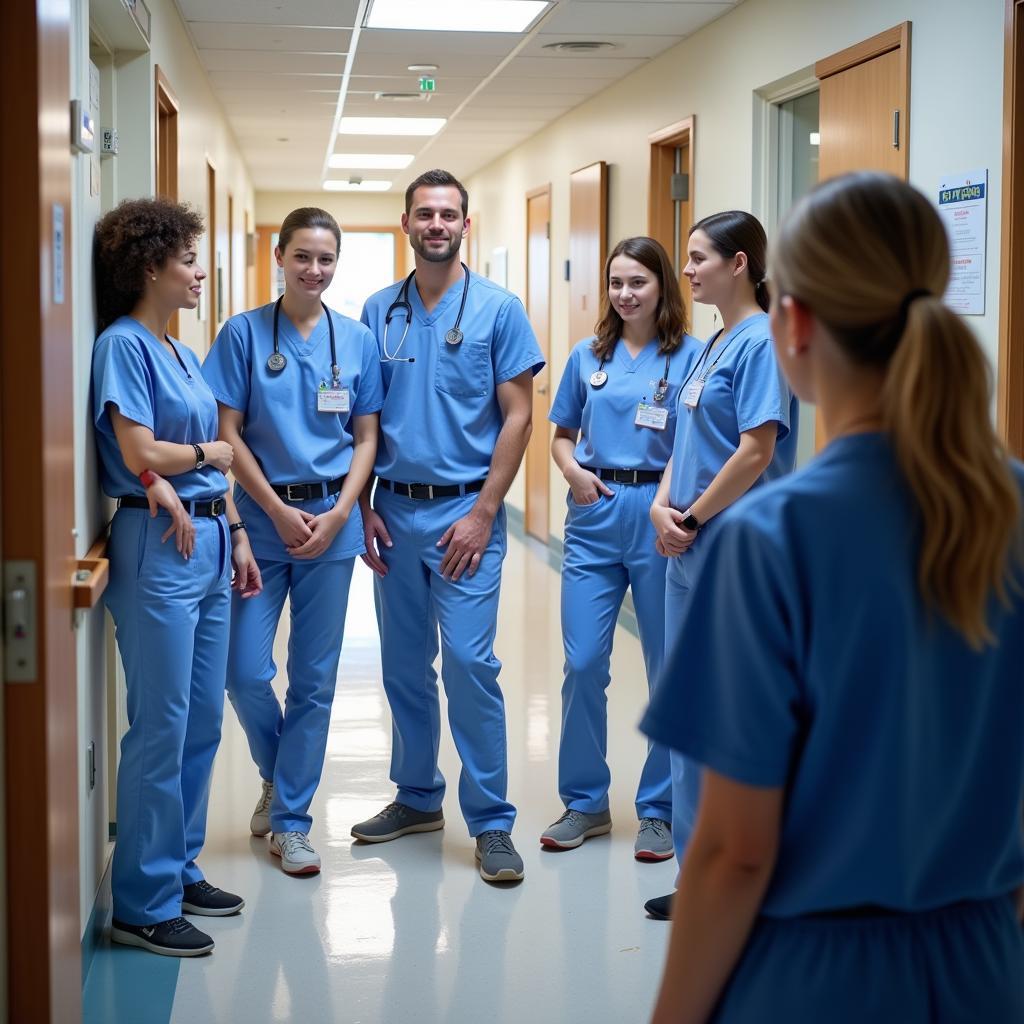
[382,263,471,363]
[268,296,340,386]
[590,348,672,403]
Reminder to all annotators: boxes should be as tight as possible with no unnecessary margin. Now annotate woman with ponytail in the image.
[643,172,1024,1023]
[645,211,798,917]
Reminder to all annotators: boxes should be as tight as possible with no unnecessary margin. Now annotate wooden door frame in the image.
[206,157,217,350]
[1,0,81,1019]
[155,65,179,336]
[1000,0,1024,457]
[648,116,695,324]
[568,160,608,346]
[525,184,552,543]
[814,22,911,179]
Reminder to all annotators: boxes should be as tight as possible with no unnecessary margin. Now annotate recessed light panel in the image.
[338,116,446,136]
[329,153,415,169]
[365,0,549,34]
[323,180,393,192]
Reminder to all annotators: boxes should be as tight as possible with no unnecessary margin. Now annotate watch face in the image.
[683,514,699,531]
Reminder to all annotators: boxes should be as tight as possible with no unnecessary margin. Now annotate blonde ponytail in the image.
[772,172,1022,648]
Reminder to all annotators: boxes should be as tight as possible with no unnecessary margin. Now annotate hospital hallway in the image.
[81,526,674,1024]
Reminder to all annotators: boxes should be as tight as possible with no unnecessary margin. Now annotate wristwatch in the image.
[192,443,206,470]
[681,510,701,532]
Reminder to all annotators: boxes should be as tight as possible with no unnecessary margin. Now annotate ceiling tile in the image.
[176,0,359,26]
[199,50,347,73]
[187,23,352,51]
[501,55,647,79]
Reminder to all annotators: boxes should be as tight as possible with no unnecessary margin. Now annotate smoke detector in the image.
[541,40,617,53]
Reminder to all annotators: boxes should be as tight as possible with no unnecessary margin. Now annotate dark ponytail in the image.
[691,210,769,311]
[278,207,341,254]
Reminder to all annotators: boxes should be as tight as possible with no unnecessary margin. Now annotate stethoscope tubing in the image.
[269,296,339,381]
[383,263,471,363]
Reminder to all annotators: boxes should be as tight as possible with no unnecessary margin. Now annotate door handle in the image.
[537,384,548,395]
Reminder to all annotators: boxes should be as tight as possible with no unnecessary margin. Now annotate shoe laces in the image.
[165,916,192,934]
[554,809,587,828]
[479,830,515,856]
[378,801,408,822]
[279,831,314,856]
[638,817,668,838]
[254,781,274,815]
[189,880,218,897]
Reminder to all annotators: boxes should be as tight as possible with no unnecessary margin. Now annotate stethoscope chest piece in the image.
[590,369,608,389]
[445,327,464,346]
[267,352,287,372]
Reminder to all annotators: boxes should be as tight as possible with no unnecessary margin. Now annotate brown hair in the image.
[772,171,1022,648]
[592,236,688,360]
[404,168,469,218]
[94,197,204,331]
[691,210,770,312]
[278,207,341,253]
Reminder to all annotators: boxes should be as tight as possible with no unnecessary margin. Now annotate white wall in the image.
[74,0,256,934]
[465,0,1005,537]
[256,191,405,231]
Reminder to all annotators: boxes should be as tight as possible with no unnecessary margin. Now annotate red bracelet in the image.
[139,469,157,488]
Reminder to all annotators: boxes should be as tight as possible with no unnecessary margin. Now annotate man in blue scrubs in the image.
[351,169,544,882]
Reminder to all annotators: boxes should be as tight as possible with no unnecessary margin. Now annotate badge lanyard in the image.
[268,297,339,387]
[382,263,471,363]
[680,329,736,409]
[590,348,672,400]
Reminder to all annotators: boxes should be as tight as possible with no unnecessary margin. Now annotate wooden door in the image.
[206,159,217,350]
[525,187,551,542]
[648,118,695,324]
[0,1,81,1019]
[816,23,910,181]
[569,161,608,346]
[227,192,234,319]
[155,66,179,337]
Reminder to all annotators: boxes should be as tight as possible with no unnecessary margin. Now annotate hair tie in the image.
[899,288,931,319]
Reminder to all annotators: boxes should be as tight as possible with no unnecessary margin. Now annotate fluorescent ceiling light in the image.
[338,116,446,136]
[365,0,549,34]
[329,153,414,169]
[323,180,393,192]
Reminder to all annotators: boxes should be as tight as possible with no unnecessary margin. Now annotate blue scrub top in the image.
[642,433,1024,917]
[361,270,544,485]
[202,303,384,483]
[549,335,702,471]
[92,316,228,502]
[669,312,797,510]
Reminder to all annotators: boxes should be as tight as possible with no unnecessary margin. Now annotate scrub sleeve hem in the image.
[548,413,581,430]
[207,386,244,411]
[109,403,155,431]
[736,412,785,435]
[354,401,385,416]
[496,356,544,386]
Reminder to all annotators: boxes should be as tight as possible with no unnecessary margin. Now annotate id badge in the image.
[635,402,669,431]
[682,378,706,409]
[317,386,350,413]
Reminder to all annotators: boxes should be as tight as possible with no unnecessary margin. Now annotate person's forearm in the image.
[220,425,283,520]
[123,439,200,478]
[688,443,772,525]
[650,844,774,1024]
[474,411,532,518]
[336,436,376,518]
[653,456,674,508]
[551,435,579,479]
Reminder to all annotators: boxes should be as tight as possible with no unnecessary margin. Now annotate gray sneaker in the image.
[475,830,525,881]
[350,801,445,843]
[250,779,274,837]
[634,817,673,861]
[540,808,612,850]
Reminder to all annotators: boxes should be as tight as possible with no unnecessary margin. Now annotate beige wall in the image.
[465,0,1005,536]
[256,191,405,231]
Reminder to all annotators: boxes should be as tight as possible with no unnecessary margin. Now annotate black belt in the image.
[271,475,346,502]
[379,477,486,500]
[118,495,226,517]
[593,468,662,484]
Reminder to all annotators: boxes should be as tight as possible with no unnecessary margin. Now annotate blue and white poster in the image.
[938,169,987,315]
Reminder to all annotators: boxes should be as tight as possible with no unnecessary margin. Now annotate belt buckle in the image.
[212,498,225,516]
[409,483,434,500]
[286,483,306,502]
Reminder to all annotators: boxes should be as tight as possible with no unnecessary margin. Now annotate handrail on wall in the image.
[73,531,109,610]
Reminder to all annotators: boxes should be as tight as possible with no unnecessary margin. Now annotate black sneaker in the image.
[181,880,245,917]
[644,893,673,920]
[110,916,215,957]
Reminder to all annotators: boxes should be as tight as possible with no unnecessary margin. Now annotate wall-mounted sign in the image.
[938,169,987,316]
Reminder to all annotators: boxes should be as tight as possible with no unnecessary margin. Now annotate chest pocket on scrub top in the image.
[434,336,490,398]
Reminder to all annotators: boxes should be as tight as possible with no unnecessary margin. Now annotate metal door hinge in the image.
[4,561,37,683]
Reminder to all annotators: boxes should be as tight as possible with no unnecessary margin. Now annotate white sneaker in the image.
[250,780,274,837]
[270,831,321,875]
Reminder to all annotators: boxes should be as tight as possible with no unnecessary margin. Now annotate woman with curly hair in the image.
[92,197,262,957]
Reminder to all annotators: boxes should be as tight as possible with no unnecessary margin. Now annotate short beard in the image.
[412,234,462,264]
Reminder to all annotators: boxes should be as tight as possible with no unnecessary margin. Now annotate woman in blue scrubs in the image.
[644,172,1024,1023]
[542,237,698,858]
[645,211,798,917]
[94,198,262,957]
[203,207,383,876]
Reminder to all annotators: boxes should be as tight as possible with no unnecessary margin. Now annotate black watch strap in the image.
[192,443,205,469]
[682,511,700,531]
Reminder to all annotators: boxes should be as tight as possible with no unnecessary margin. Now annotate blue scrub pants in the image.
[105,508,231,925]
[663,525,719,864]
[558,483,671,820]
[372,486,515,836]
[710,897,1024,1023]
[226,557,355,834]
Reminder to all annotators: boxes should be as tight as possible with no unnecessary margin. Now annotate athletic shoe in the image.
[540,808,612,849]
[634,817,673,861]
[644,893,673,920]
[181,880,244,917]
[350,801,445,843]
[250,779,274,837]
[270,831,321,875]
[110,916,214,957]
[475,830,525,881]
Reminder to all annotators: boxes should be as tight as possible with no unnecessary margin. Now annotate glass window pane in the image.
[322,232,396,320]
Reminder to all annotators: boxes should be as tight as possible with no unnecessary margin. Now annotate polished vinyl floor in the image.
[84,524,676,1024]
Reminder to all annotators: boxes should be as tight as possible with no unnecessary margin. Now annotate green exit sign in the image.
[419,77,436,92]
